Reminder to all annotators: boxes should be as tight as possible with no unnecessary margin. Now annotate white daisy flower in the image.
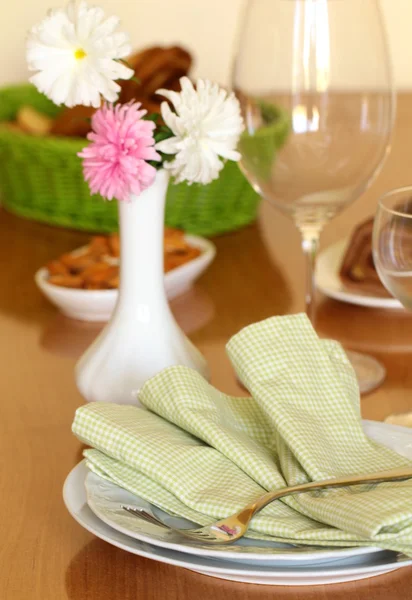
[155,77,244,185]
[26,0,134,108]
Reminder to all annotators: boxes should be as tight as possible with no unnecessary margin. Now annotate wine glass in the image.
[233,0,395,393]
[373,187,412,425]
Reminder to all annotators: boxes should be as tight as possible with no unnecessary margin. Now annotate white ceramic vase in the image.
[75,169,209,405]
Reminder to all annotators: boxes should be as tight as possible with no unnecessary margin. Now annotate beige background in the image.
[0,0,411,88]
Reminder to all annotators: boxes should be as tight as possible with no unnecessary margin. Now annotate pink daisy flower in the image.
[78,102,160,202]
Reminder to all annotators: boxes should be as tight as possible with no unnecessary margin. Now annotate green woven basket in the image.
[0,84,286,236]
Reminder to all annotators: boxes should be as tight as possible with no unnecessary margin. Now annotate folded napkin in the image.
[72,314,412,555]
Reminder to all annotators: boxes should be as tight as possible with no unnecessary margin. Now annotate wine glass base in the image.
[346,350,386,395]
[385,413,412,428]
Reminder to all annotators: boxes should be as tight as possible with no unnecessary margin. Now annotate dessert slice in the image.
[339,218,390,297]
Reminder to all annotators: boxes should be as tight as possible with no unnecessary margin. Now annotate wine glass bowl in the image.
[373,188,412,311]
[373,187,412,423]
[234,0,394,240]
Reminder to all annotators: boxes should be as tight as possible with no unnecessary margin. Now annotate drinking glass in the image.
[373,188,412,424]
[233,0,395,392]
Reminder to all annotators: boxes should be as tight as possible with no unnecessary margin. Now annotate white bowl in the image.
[35,235,216,322]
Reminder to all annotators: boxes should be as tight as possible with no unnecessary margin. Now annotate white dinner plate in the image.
[83,420,412,565]
[70,420,412,570]
[315,239,403,309]
[63,459,412,586]
[35,234,216,322]
[85,473,383,567]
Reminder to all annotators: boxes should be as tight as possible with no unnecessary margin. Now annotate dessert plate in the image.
[316,239,403,309]
[83,420,412,566]
[35,234,216,321]
[64,460,412,586]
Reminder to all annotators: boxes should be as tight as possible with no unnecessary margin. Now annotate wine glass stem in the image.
[301,233,320,324]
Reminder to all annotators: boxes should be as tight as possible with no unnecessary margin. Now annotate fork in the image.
[122,465,412,545]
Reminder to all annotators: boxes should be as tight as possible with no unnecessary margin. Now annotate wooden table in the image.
[2,94,412,600]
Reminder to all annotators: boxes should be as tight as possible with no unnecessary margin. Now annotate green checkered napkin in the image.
[72,314,412,555]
